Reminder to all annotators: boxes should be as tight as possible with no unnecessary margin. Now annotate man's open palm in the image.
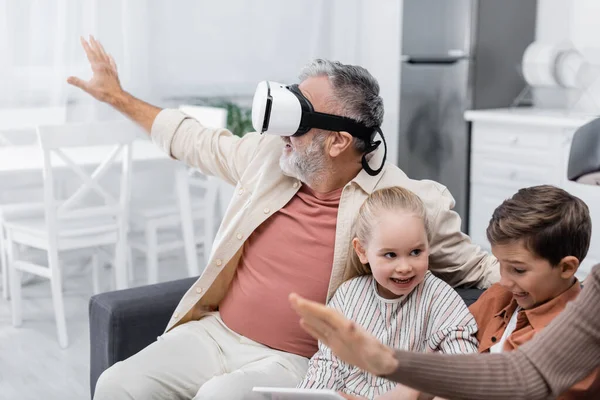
[67,36,123,103]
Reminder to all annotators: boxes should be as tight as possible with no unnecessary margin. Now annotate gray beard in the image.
[279,136,328,185]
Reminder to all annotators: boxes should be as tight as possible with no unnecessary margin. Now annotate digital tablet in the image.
[252,387,346,399]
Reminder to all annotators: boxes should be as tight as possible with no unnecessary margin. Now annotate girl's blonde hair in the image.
[348,186,430,276]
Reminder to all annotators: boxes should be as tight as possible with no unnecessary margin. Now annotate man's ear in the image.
[352,237,369,264]
[558,256,579,279]
[328,131,354,158]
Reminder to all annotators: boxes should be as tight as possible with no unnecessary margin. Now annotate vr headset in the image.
[251,81,386,176]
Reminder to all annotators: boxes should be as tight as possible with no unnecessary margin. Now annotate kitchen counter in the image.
[464,107,598,129]
[465,107,600,280]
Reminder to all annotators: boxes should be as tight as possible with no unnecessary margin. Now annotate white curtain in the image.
[0,0,386,116]
[0,0,150,120]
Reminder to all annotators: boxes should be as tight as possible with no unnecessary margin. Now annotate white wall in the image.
[147,0,330,99]
[535,0,572,43]
[356,0,402,168]
[147,0,402,164]
[323,0,402,166]
[535,0,600,112]
[537,0,600,55]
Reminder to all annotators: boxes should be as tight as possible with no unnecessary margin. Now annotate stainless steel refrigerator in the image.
[397,0,537,231]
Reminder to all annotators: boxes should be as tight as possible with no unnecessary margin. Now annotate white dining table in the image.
[0,139,171,173]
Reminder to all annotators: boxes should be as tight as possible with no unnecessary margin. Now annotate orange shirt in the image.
[219,185,342,358]
[469,281,600,399]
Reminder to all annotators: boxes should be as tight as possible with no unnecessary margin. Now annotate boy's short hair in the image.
[486,185,591,266]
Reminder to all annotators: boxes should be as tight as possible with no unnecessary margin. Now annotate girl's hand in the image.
[289,293,399,376]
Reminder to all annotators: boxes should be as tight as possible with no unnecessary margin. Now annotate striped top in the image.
[385,264,600,400]
[298,272,479,398]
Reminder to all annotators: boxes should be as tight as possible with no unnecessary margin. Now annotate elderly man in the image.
[69,36,498,400]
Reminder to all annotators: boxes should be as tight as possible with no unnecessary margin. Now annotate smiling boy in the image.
[469,185,600,399]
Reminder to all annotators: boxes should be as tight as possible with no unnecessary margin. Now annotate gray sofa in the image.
[89,277,196,395]
[88,278,484,395]
[89,115,600,397]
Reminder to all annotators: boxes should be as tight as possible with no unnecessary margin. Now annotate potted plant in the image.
[209,100,253,138]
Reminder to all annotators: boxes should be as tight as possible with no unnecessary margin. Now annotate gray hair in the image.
[299,59,384,154]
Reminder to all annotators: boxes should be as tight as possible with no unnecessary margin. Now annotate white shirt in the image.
[490,306,522,353]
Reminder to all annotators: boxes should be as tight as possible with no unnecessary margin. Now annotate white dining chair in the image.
[0,106,67,299]
[5,120,137,348]
[129,168,218,283]
[127,106,226,283]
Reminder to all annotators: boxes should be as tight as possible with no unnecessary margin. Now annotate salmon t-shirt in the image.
[219,184,342,358]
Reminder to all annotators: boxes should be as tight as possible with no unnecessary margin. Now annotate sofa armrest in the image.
[455,287,485,307]
[89,277,196,395]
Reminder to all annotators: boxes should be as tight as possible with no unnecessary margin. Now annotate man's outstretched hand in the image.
[66,35,161,133]
[67,36,124,105]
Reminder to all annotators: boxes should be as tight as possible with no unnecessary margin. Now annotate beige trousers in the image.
[94,313,309,400]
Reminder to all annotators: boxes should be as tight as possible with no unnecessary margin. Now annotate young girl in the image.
[297,186,479,399]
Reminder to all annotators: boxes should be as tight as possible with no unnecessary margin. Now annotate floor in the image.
[0,252,192,400]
